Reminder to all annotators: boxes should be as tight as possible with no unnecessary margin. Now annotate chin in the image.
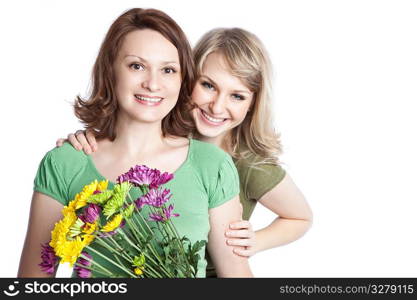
[196,124,225,139]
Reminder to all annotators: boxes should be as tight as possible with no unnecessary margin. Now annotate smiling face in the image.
[113,29,181,124]
[191,51,254,144]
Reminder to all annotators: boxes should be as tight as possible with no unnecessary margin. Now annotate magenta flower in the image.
[149,204,179,222]
[117,165,174,189]
[135,188,172,209]
[117,165,158,186]
[74,252,92,278]
[80,203,101,224]
[150,172,174,189]
[39,243,58,275]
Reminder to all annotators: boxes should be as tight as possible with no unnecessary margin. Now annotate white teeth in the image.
[135,95,162,103]
[202,110,225,123]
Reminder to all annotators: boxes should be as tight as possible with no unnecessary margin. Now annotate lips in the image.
[134,94,163,106]
[199,109,227,126]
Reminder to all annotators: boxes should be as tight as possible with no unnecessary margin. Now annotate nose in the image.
[208,94,227,115]
[141,70,161,92]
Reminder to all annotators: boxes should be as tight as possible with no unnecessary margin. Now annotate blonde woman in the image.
[58,28,313,277]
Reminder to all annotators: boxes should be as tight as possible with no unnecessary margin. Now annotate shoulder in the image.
[236,152,286,200]
[43,142,89,175]
[190,139,231,164]
[236,152,285,177]
[189,139,238,182]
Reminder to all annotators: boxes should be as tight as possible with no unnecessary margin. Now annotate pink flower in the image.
[135,188,172,209]
[74,252,92,278]
[117,165,174,189]
[80,203,101,224]
[39,243,58,275]
[149,204,179,222]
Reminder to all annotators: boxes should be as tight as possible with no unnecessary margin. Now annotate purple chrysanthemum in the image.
[39,243,58,275]
[117,165,174,189]
[149,172,174,189]
[117,165,157,186]
[135,188,172,209]
[80,203,101,224]
[149,204,179,222]
[74,252,92,278]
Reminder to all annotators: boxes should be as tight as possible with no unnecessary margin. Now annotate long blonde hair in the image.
[193,28,283,165]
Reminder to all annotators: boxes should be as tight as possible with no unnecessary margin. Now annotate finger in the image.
[233,247,254,258]
[225,229,253,238]
[75,130,93,155]
[68,133,83,151]
[85,129,98,151]
[56,138,66,147]
[229,220,252,230]
[226,238,253,247]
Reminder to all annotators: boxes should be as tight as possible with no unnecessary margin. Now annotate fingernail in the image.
[226,231,232,236]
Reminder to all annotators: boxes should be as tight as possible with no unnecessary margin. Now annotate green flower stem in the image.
[115,229,170,278]
[73,263,109,278]
[94,237,133,264]
[148,206,192,276]
[85,245,137,277]
[164,207,193,275]
[95,236,166,278]
[126,197,173,277]
[78,253,114,277]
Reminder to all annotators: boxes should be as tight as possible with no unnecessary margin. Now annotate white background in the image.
[0,0,416,277]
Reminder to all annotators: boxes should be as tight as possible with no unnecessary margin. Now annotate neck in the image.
[108,117,166,159]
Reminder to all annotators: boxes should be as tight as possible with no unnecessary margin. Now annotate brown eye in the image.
[130,63,144,70]
[163,67,177,74]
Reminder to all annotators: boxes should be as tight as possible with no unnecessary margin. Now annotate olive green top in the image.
[205,153,286,277]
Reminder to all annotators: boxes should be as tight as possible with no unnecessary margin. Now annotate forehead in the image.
[119,29,179,63]
[201,52,251,92]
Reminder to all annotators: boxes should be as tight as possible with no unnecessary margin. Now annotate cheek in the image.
[191,86,212,106]
[167,77,182,96]
[232,106,251,123]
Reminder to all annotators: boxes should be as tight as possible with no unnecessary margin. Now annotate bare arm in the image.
[249,173,313,254]
[207,195,253,277]
[18,192,64,277]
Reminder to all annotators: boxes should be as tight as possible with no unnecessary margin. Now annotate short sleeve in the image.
[208,155,240,209]
[33,150,68,205]
[245,163,286,200]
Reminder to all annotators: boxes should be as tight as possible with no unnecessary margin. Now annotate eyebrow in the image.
[124,55,179,65]
[200,75,252,94]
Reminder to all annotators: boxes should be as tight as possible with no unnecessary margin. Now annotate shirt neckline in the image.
[86,138,193,185]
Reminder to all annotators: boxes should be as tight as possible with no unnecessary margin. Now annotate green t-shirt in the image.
[34,139,239,278]
[205,152,286,277]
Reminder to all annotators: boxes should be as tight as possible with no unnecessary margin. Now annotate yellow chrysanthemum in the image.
[50,211,77,249]
[55,236,86,266]
[101,214,123,232]
[74,180,99,210]
[82,234,95,246]
[82,222,97,235]
[97,180,108,192]
[134,267,143,276]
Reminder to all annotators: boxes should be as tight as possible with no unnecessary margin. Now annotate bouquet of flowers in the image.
[39,165,205,278]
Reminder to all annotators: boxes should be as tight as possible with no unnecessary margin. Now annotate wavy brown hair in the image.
[74,8,195,140]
